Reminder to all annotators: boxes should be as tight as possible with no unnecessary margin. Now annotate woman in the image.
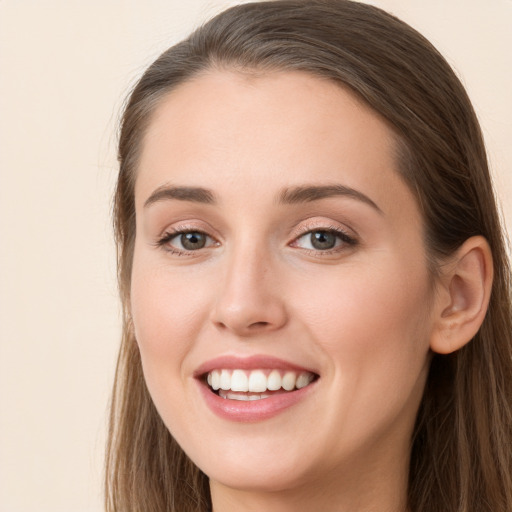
[105,1,512,511]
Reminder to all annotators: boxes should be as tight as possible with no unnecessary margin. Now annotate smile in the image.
[207,369,316,400]
[195,357,319,421]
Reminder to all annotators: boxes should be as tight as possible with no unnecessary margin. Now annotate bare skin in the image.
[130,70,492,511]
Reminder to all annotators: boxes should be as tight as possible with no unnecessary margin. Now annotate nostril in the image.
[212,320,271,335]
[210,295,288,334]
[249,321,270,329]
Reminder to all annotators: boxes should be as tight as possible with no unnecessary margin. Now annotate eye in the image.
[293,229,356,252]
[157,230,217,253]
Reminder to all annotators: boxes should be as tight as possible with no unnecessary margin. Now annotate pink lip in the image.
[194,354,317,377]
[197,379,318,422]
[194,354,319,423]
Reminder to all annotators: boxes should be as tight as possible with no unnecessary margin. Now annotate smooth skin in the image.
[130,71,493,512]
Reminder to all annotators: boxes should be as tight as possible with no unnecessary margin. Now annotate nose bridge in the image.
[211,235,287,335]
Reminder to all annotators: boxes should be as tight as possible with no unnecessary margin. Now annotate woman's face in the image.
[131,71,436,494]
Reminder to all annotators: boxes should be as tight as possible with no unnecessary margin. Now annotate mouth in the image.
[195,355,319,421]
[203,368,318,401]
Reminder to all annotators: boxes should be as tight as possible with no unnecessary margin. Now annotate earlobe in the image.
[430,236,493,354]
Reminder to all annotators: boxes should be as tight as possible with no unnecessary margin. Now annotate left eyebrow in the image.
[143,185,216,208]
[277,184,383,214]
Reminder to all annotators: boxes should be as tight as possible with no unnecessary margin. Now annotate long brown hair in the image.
[105,1,512,510]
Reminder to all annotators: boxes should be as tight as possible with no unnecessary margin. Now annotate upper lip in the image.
[193,354,319,378]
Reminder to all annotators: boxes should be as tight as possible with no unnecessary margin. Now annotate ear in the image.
[430,236,493,354]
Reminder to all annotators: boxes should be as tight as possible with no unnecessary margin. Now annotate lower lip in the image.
[197,380,317,422]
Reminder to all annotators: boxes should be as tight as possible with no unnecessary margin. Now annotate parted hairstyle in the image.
[106,1,512,511]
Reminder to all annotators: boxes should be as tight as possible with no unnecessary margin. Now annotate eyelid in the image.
[289,220,359,253]
[291,218,357,239]
[153,218,358,256]
[154,222,220,255]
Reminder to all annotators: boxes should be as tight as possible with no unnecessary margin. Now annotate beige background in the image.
[0,1,510,511]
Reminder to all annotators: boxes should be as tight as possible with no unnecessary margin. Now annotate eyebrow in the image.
[278,184,383,214]
[143,182,382,214]
[144,185,216,208]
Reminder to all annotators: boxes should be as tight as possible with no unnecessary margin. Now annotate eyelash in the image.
[155,227,217,256]
[291,224,358,255]
[155,224,358,256]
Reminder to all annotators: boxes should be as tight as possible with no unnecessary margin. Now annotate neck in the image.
[210,448,410,512]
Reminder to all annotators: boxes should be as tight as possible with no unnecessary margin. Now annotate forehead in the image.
[135,69,414,219]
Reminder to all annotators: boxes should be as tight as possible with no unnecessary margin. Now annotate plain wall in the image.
[0,1,510,511]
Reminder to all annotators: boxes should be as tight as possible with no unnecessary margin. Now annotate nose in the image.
[210,246,288,337]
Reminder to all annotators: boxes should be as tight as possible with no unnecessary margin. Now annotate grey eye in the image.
[179,232,207,250]
[309,231,337,250]
[293,228,356,252]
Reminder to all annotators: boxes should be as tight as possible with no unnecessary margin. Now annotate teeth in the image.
[211,370,220,390]
[219,390,272,401]
[267,370,282,391]
[206,369,315,393]
[220,369,231,390]
[248,370,267,392]
[296,372,312,389]
[282,371,296,391]
[231,370,249,392]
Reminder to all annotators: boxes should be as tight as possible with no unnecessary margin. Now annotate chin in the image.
[206,462,310,494]
[187,434,325,494]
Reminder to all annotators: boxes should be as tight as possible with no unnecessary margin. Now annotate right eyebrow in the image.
[143,185,216,208]
[278,183,383,214]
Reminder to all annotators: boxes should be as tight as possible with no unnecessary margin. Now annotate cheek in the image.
[292,256,432,397]
[129,251,220,431]
[288,259,433,450]
[297,262,430,343]
[130,252,212,377]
